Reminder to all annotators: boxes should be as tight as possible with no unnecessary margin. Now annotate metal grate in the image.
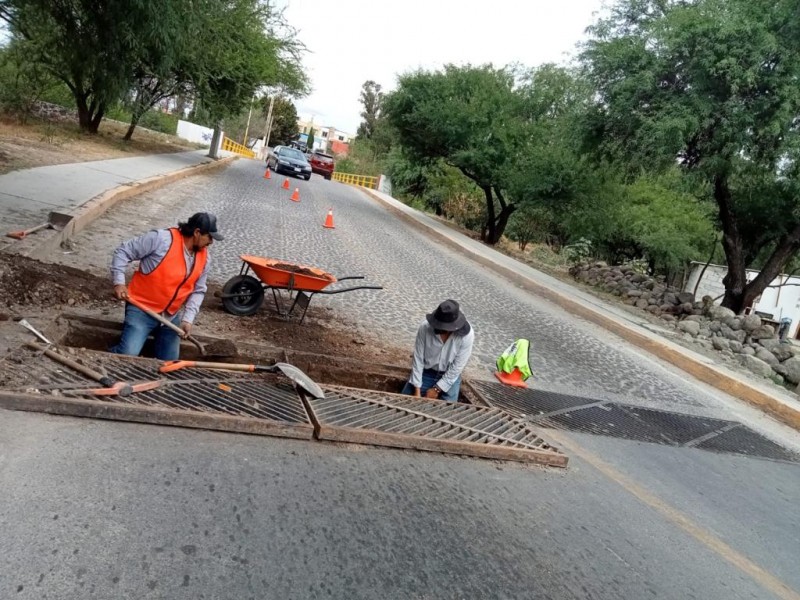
[304,386,568,467]
[472,381,800,463]
[470,380,598,418]
[696,426,800,463]
[0,349,314,440]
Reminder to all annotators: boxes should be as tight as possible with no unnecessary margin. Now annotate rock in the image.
[67,298,76,306]
[646,305,661,315]
[709,322,721,333]
[640,290,652,300]
[741,314,762,332]
[750,324,775,340]
[755,348,779,366]
[676,292,695,304]
[728,341,744,353]
[737,355,775,378]
[683,315,703,322]
[663,292,678,305]
[772,364,788,377]
[696,339,713,350]
[661,314,675,322]
[678,320,700,336]
[712,336,729,352]
[680,302,694,314]
[720,324,747,343]
[635,299,649,309]
[781,357,800,384]
[625,289,643,298]
[758,339,794,362]
[643,280,656,290]
[709,306,736,321]
[624,297,637,305]
[723,316,742,331]
[740,345,755,356]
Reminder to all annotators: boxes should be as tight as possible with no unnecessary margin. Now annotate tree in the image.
[357,80,383,139]
[384,65,521,244]
[582,0,800,313]
[0,0,167,133]
[307,127,315,151]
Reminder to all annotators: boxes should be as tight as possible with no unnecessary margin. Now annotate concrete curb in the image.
[360,187,800,432]
[6,155,238,261]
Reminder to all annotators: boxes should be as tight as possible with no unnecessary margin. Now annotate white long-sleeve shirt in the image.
[409,320,475,392]
[110,229,209,324]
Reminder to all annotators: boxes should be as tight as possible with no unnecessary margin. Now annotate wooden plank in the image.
[0,391,314,440]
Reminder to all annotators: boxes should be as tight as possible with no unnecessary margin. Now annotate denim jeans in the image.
[402,369,461,402]
[110,303,183,360]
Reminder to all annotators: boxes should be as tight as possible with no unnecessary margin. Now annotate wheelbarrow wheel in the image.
[222,275,264,316]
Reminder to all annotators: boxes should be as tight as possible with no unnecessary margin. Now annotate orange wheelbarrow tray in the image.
[220,255,383,324]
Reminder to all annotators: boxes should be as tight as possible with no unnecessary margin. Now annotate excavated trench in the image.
[55,314,485,404]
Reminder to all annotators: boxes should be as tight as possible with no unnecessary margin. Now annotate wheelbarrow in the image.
[220,255,383,324]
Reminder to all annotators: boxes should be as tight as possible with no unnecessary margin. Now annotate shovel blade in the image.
[273,363,325,399]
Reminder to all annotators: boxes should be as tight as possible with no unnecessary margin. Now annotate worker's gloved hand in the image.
[180,321,193,338]
[425,387,439,399]
[113,284,128,301]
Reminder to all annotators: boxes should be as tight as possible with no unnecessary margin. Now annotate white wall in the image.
[176,120,215,146]
[685,262,800,337]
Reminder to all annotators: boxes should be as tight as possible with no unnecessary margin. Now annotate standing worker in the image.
[110,212,224,360]
[402,299,475,402]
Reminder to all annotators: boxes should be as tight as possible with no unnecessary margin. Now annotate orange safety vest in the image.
[128,228,208,315]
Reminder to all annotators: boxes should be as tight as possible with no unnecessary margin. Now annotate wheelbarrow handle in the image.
[316,285,384,295]
[335,276,365,282]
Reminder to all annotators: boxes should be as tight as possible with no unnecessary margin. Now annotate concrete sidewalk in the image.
[362,187,800,431]
[0,150,235,256]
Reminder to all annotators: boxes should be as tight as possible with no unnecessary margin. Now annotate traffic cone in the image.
[494,367,528,388]
[290,188,300,202]
[263,168,271,179]
[323,208,335,229]
[282,178,290,190]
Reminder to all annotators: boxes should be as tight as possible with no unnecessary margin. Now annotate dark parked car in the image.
[267,145,311,180]
[308,151,335,180]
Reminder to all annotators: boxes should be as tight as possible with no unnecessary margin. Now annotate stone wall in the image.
[572,262,800,389]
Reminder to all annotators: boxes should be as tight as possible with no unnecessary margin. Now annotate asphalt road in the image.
[2,159,799,599]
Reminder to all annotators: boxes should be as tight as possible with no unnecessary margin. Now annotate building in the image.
[296,118,353,156]
[684,262,800,339]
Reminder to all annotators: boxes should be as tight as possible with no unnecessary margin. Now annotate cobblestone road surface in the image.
[135,159,727,412]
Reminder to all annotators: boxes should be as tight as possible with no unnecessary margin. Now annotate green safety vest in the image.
[496,339,532,380]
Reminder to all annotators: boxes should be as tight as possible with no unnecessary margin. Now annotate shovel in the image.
[6,211,72,240]
[125,297,237,358]
[159,360,325,399]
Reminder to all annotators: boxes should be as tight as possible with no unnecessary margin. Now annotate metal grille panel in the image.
[472,381,800,463]
[305,386,568,467]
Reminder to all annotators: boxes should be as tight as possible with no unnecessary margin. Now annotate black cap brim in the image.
[210,232,224,241]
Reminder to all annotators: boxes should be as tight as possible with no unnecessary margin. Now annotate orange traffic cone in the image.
[263,168,271,179]
[290,188,300,202]
[282,178,290,190]
[493,367,528,388]
[323,209,335,229]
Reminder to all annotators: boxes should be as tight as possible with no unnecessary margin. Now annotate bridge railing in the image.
[222,137,256,159]
[332,172,378,189]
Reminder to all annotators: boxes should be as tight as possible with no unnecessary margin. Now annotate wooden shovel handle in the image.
[125,298,205,353]
[159,360,255,373]
[25,342,115,387]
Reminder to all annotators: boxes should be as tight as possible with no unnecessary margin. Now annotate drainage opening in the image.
[55,314,481,403]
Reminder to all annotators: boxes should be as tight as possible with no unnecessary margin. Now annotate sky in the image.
[281,0,606,135]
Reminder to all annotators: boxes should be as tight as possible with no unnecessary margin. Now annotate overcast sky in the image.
[281,0,606,135]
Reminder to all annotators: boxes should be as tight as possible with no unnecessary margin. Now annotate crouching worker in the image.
[402,299,474,402]
[109,212,223,360]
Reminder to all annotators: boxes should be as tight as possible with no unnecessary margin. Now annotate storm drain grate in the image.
[304,386,568,467]
[472,381,800,463]
[696,426,800,462]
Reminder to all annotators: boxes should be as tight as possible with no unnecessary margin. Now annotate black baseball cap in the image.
[187,212,224,240]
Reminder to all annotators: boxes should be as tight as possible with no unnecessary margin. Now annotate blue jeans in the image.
[110,303,183,360]
[402,369,461,402]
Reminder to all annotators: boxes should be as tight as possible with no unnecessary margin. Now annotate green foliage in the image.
[383,64,522,243]
[0,41,60,120]
[505,204,555,251]
[582,0,800,310]
[563,238,594,266]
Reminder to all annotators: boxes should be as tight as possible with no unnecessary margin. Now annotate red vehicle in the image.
[307,151,335,180]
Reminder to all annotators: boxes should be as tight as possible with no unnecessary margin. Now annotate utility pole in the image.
[242,94,255,146]
[262,95,276,153]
